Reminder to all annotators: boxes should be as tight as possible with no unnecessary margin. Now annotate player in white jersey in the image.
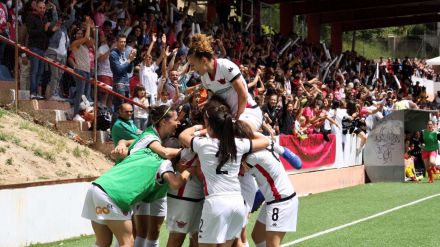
[245,148,298,247]
[187,34,263,131]
[166,148,205,247]
[179,101,269,247]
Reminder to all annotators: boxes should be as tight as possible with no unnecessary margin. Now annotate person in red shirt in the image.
[0,0,8,66]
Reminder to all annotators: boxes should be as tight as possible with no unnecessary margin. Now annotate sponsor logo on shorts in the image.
[272,223,278,227]
[176,221,187,228]
[95,206,110,215]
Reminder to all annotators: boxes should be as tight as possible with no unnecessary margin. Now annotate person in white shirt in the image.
[187,34,263,131]
[132,85,149,130]
[179,98,269,247]
[97,33,114,107]
[139,33,166,106]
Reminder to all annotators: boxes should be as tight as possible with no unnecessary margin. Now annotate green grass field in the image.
[30,180,440,247]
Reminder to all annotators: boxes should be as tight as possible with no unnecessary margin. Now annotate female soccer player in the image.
[187,34,263,131]
[82,105,187,247]
[421,120,440,183]
[179,101,269,247]
[166,148,204,247]
[114,105,181,247]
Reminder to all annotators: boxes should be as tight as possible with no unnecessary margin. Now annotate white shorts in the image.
[198,193,246,244]
[166,196,203,234]
[240,106,263,130]
[257,195,298,232]
[134,197,167,217]
[81,184,132,224]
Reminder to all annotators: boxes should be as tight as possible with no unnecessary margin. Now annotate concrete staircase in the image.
[0,81,114,157]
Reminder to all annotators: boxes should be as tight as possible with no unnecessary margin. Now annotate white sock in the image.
[113,240,119,247]
[146,239,159,247]
[256,241,266,247]
[134,236,147,247]
[92,245,100,247]
[243,241,250,247]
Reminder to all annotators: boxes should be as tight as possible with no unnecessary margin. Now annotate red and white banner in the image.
[279,134,337,171]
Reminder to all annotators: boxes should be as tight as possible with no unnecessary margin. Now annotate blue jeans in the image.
[112,82,129,110]
[29,47,46,95]
[0,32,7,66]
[73,69,90,115]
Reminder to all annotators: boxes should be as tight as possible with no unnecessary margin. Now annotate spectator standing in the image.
[0,0,8,67]
[70,17,94,119]
[45,0,76,100]
[26,0,56,99]
[139,33,165,106]
[109,33,137,114]
[97,33,114,107]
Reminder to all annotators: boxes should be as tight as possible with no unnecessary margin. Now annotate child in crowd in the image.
[132,85,149,130]
[404,153,422,182]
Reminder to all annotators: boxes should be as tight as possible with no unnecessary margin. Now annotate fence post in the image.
[93,27,99,143]
[14,0,19,111]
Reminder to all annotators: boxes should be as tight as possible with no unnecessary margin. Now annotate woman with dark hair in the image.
[179,102,269,247]
[234,123,299,247]
[82,105,189,247]
[114,104,181,247]
[70,17,94,119]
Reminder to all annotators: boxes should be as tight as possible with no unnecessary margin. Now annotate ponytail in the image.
[216,113,237,173]
[204,103,237,172]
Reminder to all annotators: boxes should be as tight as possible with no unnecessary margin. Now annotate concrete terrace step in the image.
[91,141,115,156]
[57,120,90,134]
[0,89,15,106]
[32,109,68,124]
[74,130,111,144]
[18,100,71,111]
[0,80,15,90]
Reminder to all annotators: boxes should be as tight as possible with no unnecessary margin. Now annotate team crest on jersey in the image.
[176,221,187,228]
[218,78,226,84]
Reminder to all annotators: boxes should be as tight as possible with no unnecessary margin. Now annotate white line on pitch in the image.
[281,193,440,247]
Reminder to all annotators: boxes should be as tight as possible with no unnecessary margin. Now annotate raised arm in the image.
[155,34,167,66]
[70,18,91,50]
[147,33,157,56]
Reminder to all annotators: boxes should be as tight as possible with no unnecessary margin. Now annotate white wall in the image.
[0,182,93,247]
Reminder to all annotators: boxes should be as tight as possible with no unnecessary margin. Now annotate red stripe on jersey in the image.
[177,183,186,197]
[255,164,281,200]
[209,58,217,81]
[177,156,197,197]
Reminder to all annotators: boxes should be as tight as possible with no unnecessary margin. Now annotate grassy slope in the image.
[0,108,113,184]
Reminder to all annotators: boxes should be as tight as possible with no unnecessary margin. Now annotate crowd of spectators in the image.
[1,0,440,150]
